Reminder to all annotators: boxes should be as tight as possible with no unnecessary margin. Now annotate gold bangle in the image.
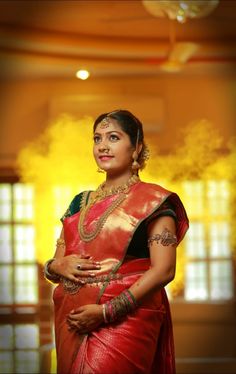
[43,258,61,283]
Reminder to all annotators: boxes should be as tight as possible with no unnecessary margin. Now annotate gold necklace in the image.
[78,175,140,242]
[92,174,140,204]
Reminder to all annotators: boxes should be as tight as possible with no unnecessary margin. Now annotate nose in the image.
[98,139,109,153]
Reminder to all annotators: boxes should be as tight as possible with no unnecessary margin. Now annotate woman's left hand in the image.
[67,304,104,334]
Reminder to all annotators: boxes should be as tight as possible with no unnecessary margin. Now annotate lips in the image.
[99,155,114,161]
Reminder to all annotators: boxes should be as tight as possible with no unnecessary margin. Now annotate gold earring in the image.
[97,167,105,173]
[132,151,140,173]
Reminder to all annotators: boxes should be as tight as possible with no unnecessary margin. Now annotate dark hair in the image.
[93,109,148,169]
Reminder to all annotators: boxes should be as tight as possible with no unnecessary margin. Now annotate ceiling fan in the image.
[142,0,219,72]
[160,20,199,72]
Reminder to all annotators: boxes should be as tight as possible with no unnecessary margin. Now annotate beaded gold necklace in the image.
[78,175,140,242]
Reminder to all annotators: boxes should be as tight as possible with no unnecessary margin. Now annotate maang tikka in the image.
[100,117,111,129]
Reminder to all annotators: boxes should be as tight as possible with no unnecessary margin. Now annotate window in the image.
[0,183,37,305]
[0,324,39,374]
[0,183,40,373]
[183,180,233,301]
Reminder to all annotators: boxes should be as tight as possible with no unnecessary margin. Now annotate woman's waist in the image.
[64,250,151,276]
[118,257,150,274]
[81,257,150,279]
[59,257,150,292]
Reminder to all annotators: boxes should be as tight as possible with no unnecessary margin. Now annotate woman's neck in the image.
[104,171,136,190]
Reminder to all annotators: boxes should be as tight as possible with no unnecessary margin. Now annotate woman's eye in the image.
[109,134,119,142]
[93,136,101,144]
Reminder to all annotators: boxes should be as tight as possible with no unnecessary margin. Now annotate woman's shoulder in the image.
[138,180,186,208]
[137,180,187,214]
[137,181,189,241]
[60,190,91,221]
[138,180,172,196]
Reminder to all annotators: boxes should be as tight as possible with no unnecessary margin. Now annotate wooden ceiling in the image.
[0,0,235,79]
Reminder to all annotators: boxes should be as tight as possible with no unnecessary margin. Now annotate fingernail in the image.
[95,265,101,269]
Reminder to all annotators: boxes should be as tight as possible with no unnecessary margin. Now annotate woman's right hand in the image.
[49,254,101,282]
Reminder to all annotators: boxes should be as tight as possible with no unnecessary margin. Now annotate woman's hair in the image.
[93,109,149,169]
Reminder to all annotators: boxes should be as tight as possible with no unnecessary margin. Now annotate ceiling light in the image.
[142,0,219,23]
[76,69,90,80]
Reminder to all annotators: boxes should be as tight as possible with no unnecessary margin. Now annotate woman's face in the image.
[93,119,134,175]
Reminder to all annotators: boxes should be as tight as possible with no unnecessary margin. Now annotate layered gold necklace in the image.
[78,174,140,242]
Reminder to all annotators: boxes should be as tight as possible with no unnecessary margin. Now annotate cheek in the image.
[120,145,134,162]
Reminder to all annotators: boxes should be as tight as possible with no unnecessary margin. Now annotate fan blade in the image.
[168,42,199,63]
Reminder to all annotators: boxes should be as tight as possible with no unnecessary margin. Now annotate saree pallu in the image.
[53,258,175,374]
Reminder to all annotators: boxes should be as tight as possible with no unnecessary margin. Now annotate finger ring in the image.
[77,264,82,270]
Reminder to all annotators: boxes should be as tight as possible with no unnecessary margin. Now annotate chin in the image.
[98,164,109,171]
[98,163,114,171]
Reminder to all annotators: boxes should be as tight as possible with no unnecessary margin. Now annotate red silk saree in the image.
[53,182,189,374]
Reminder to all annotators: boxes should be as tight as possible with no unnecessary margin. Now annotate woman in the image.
[44,110,189,374]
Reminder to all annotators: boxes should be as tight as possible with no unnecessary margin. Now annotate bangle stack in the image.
[102,289,138,324]
[43,258,61,283]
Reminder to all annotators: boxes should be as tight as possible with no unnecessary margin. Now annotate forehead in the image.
[95,118,123,133]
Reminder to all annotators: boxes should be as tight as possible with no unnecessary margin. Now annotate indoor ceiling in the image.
[0,0,235,79]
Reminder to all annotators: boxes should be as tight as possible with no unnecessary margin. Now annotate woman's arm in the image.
[129,215,177,302]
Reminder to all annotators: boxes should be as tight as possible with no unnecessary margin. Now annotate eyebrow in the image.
[93,130,122,136]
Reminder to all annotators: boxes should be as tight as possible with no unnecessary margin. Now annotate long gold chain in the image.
[78,175,140,242]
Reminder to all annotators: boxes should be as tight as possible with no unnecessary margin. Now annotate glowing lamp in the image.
[76,69,90,80]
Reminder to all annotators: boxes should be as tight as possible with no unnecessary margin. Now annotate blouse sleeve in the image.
[145,200,177,225]
[60,192,84,222]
